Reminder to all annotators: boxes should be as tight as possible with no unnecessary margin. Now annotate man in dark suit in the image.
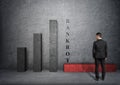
[92,32,107,81]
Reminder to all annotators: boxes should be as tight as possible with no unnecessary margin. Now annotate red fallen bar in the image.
[64,63,117,72]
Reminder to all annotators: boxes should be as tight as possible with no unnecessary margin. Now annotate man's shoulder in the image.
[101,40,107,43]
[93,41,96,44]
[98,40,107,45]
[94,39,107,43]
[93,39,107,43]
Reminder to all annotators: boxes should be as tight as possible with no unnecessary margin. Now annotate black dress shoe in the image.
[101,77,105,81]
[96,78,99,81]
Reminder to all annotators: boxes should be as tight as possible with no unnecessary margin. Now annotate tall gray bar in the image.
[49,20,58,72]
[17,47,27,72]
[33,33,42,72]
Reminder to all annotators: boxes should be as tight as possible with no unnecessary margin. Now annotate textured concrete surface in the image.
[17,47,27,72]
[0,70,120,85]
[49,20,58,72]
[33,33,42,71]
[0,0,120,70]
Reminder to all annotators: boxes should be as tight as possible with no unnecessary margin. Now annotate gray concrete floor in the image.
[0,70,120,85]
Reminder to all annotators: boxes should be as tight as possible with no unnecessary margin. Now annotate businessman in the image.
[92,32,107,81]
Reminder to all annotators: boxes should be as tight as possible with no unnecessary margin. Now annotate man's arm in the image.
[105,41,107,58]
[92,41,96,58]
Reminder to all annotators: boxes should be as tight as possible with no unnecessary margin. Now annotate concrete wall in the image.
[0,0,120,70]
[0,8,2,66]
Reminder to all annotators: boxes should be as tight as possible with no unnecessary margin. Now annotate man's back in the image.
[93,32,107,81]
[93,39,107,59]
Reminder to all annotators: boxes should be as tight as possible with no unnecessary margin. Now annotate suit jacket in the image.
[93,39,107,59]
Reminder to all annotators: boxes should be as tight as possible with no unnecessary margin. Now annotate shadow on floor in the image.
[87,72,96,80]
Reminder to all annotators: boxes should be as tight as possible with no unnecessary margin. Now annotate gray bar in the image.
[17,47,27,72]
[33,33,42,72]
[49,20,58,72]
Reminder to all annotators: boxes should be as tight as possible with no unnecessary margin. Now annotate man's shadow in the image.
[87,72,96,80]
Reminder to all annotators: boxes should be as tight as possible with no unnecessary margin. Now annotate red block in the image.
[64,63,117,72]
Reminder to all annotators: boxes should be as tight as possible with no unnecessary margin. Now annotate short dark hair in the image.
[96,32,102,37]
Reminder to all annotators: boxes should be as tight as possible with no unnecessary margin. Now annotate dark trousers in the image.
[95,58,105,79]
